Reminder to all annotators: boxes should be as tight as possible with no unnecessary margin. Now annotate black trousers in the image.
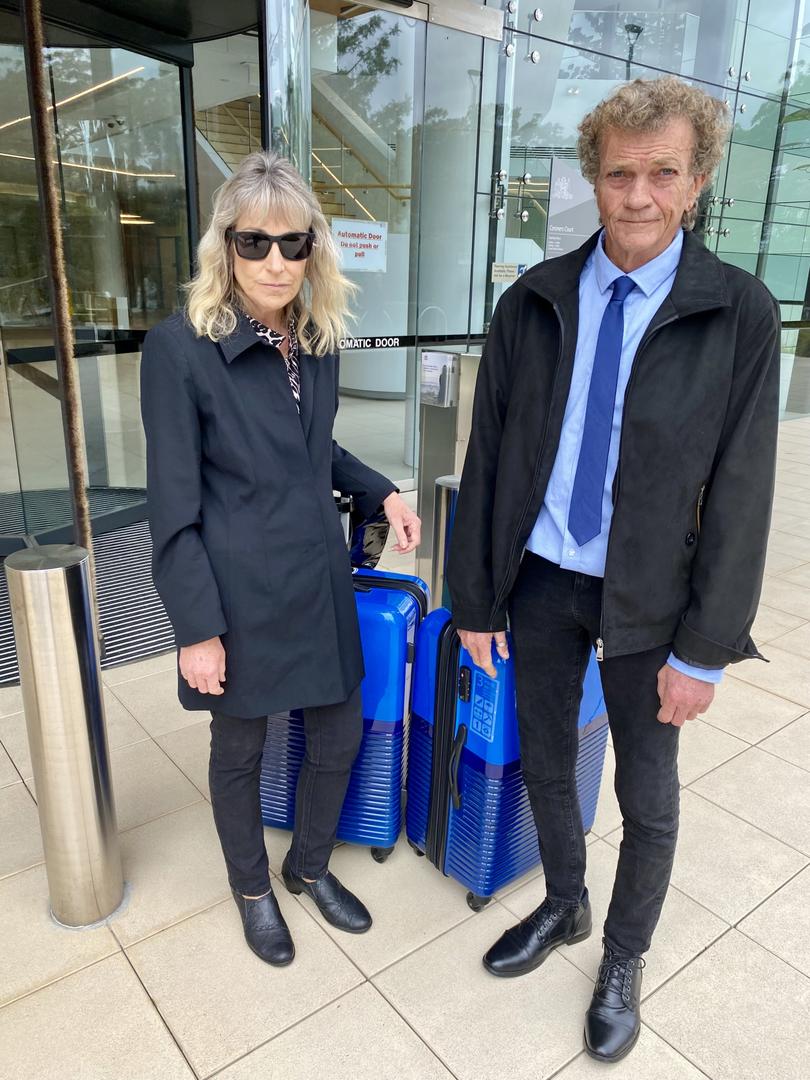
[509,553,681,957]
[209,685,363,895]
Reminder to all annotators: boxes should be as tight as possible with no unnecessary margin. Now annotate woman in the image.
[140,151,420,966]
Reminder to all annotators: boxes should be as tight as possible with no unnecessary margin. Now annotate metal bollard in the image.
[4,545,123,927]
[431,475,459,610]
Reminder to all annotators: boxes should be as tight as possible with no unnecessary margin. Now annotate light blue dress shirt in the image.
[526,229,722,684]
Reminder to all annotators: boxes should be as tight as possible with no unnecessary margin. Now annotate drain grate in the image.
[0,519,175,686]
[0,486,147,538]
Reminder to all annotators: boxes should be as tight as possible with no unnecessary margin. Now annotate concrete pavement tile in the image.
[111,738,203,832]
[0,864,119,1007]
[644,930,810,1080]
[0,782,42,880]
[300,838,476,976]
[702,676,804,743]
[758,711,810,771]
[552,1025,706,1079]
[676,717,748,786]
[102,650,176,686]
[0,742,19,788]
[109,668,203,738]
[157,719,212,799]
[666,790,807,923]
[500,840,727,998]
[112,801,230,946]
[0,688,148,781]
[0,953,193,1080]
[730,646,810,708]
[215,982,453,1080]
[691,747,810,856]
[374,904,594,1080]
[751,605,805,645]
[127,897,363,1079]
[738,865,810,977]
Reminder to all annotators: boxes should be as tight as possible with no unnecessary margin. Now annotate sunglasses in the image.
[226,228,315,261]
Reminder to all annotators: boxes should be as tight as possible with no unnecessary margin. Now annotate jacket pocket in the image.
[696,483,707,536]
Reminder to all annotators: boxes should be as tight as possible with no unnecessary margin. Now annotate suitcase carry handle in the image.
[448,724,467,810]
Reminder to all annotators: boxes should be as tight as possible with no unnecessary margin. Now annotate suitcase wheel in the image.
[407,839,425,857]
[466,892,491,913]
[371,846,394,863]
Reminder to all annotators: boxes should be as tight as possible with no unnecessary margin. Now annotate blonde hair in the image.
[578,77,731,229]
[185,151,356,354]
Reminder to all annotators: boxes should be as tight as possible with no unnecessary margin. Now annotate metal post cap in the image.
[5,544,90,573]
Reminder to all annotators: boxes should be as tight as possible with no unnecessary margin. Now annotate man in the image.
[447,76,779,1063]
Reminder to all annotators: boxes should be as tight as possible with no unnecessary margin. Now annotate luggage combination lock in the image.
[458,666,472,702]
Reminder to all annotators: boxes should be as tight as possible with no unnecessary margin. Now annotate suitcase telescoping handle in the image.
[448,724,467,810]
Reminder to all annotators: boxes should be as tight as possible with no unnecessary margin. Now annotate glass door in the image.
[310,1,427,487]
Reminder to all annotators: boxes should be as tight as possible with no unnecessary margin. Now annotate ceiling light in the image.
[0,66,145,132]
[0,151,175,178]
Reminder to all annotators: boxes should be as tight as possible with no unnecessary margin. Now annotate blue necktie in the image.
[568,275,636,546]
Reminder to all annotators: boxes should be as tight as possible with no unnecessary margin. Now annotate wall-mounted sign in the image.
[490,262,527,284]
[546,159,600,258]
[332,218,388,273]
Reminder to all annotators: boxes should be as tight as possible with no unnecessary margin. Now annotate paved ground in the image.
[2,421,810,1079]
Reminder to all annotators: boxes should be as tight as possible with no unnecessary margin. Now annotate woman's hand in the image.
[382,492,421,554]
[179,637,226,695]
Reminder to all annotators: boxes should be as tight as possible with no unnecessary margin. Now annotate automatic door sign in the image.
[332,219,388,272]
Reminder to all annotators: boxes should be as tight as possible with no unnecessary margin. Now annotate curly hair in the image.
[185,151,356,354]
[577,77,731,229]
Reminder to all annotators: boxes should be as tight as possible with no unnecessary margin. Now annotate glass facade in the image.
[0,0,808,546]
[0,23,190,542]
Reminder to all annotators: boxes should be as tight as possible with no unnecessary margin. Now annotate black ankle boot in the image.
[231,887,295,967]
[282,855,372,934]
[483,892,592,977]
[584,944,645,1062]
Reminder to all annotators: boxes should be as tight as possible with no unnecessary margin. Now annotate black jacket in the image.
[140,312,395,717]
[447,230,780,668]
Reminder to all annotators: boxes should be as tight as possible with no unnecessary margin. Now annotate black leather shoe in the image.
[231,887,295,967]
[584,945,645,1062]
[282,856,372,934]
[483,893,592,977]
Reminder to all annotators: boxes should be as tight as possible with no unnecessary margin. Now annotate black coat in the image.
[447,230,780,669]
[140,312,395,717]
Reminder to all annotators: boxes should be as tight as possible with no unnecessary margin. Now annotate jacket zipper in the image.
[696,483,706,536]
[596,312,680,661]
[488,304,566,626]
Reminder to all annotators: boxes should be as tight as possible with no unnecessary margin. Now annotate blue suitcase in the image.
[406,607,609,909]
[260,567,428,861]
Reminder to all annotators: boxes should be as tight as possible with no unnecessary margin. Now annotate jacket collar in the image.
[519,228,731,316]
[218,311,263,363]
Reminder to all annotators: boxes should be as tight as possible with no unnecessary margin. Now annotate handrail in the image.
[0,274,48,292]
[313,106,409,206]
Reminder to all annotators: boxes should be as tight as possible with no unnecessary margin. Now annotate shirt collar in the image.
[593,228,684,298]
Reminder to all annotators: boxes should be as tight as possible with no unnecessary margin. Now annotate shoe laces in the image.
[596,950,646,1005]
[527,898,572,939]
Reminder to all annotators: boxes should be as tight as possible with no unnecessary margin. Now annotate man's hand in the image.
[383,492,421,553]
[179,637,226,696]
[457,629,509,678]
[656,663,714,727]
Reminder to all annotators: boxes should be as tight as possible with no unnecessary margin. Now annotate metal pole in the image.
[21,0,93,559]
[431,475,459,611]
[5,546,123,927]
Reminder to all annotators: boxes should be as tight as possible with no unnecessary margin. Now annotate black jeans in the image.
[509,553,681,957]
[209,685,363,895]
